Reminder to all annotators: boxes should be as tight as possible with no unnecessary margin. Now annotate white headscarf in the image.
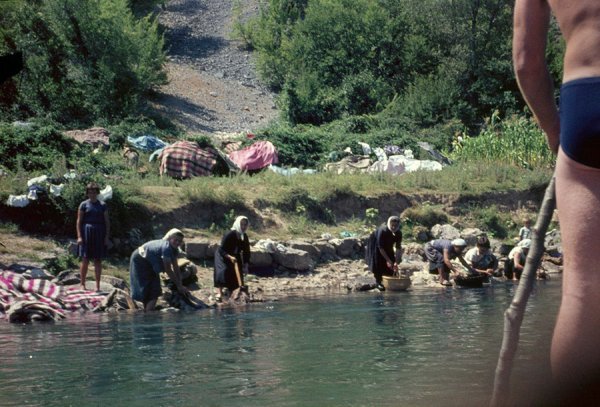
[231,216,249,239]
[163,228,184,240]
[387,216,400,234]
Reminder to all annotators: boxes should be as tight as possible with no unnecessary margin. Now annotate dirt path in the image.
[150,0,279,134]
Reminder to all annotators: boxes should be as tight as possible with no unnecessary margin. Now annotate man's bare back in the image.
[547,0,600,81]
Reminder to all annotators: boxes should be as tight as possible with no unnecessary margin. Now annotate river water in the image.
[0,278,561,407]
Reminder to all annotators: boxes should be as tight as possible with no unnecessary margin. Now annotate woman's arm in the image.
[76,207,83,244]
[163,257,189,295]
[218,231,236,262]
[458,255,474,272]
[513,252,524,270]
[443,249,456,273]
[394,236,403,263]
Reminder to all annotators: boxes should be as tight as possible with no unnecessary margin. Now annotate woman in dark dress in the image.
[367,216,403,290]
[76,182,110,291]
[214,216,251,300]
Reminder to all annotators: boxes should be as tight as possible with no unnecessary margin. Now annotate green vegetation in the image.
[242,0,563,130]
[0,0,166,126]
[451,113,554,169]
[0,0,558,248]
[232,0,564,170]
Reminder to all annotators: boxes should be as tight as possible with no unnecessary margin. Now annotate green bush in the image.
[401,205,448,228]
[470,205,510,239]
[275,187,336,224]
[0,122,73,172]
[257,123,327,168]
[0,0,166,126]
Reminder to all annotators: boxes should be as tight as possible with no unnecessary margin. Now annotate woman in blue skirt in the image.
[76,182,110,291]
[129,229,189,311]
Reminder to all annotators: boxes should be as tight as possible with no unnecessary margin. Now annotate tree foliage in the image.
[0,0,166,125]
[244,0,563,131]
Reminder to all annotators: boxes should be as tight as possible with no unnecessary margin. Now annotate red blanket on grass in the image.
[159,141,218,178]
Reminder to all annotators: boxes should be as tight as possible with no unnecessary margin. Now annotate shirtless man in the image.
[513,0,600,401]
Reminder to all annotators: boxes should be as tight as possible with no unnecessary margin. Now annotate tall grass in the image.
[452,114,555,169]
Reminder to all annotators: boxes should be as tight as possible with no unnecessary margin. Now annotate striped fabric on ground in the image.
[0,271,105,322]
[159,141,217,179]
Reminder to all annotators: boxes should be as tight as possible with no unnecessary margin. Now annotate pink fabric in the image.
[228,141,279,171]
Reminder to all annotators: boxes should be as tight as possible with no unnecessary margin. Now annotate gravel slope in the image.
[151,0,279,134]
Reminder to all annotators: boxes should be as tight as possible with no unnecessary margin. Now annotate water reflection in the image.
[371,293,408,349]
[0,281,562,407]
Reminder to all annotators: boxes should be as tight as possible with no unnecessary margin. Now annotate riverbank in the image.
[0,216,563,318]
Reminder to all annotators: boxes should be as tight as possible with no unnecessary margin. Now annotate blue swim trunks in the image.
[560,77,600,168]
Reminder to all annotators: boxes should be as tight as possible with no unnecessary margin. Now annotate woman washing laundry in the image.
[366,216,403,291]
[214,216,251,301]
[424,238,471,286]
[129,228,189,311]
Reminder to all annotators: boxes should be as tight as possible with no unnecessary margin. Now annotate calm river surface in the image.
[0,278,561,407]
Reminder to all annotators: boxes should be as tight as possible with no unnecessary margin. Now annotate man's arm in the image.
[513,0,560,153]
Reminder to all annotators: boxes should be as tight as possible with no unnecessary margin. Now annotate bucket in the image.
[382,275,411,291]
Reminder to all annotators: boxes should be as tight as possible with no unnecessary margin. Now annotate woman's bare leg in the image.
[80,257,90,290]
[93,259,102,291]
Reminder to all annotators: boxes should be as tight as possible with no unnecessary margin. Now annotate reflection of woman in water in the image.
[214,216,251,300]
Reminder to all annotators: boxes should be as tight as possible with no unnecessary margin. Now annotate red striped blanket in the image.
[0,271,106,322]
[159,141,218,179]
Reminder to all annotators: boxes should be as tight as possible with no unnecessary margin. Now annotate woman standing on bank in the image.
[76,182,110,291]
[214,216,251,300]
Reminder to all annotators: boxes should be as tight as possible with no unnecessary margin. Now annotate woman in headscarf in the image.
[366,216,403,290]
[423,238,471,286]
[214,216,251,300]
[129,228,189,311]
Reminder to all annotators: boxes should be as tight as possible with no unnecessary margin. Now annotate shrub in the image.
[401,205,448,228]
[0,121,73,172]
[275,187,336,224]
[1,0,166,126]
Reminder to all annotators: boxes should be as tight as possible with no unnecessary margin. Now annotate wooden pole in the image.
[490,176,556,407]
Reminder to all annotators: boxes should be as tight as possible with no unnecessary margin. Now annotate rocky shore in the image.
[1,222,563,321]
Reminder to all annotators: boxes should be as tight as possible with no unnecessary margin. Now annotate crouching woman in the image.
[129,229,189,311]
